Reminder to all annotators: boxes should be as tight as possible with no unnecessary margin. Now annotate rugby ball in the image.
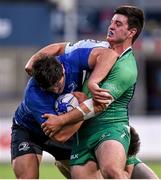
[55,93,79,115]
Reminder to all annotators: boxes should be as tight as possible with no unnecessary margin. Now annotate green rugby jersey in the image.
[81,48,137,133]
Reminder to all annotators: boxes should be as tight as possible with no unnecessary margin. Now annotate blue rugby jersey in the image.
[14,39,109,138]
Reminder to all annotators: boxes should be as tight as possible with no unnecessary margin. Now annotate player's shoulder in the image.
[25,78,53,103]
[26,78,40,94]
[65,39,110,53]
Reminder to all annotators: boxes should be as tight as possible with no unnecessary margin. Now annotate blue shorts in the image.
[11,119,72,161]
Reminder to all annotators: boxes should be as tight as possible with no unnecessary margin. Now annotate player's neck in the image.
[110,41,132,56]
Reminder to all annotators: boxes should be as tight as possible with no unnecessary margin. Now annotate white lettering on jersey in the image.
[68,82,77,92]
[65,39,110,54]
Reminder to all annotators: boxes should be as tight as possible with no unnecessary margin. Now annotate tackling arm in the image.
[45,91,88,142]
[25,42,67,75]
[49,121,83,143]
[87,48,118,103]
[42,94,114,136]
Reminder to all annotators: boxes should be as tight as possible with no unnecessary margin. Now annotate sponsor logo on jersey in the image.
[105,83,121,96]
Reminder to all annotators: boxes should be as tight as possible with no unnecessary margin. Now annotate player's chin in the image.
[106,36,114,42]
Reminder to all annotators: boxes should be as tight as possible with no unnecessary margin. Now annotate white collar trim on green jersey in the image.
[119,46,132,58]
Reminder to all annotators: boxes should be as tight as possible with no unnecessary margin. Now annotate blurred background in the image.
[0,0,161,178]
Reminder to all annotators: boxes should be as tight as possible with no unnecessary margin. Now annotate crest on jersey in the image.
[18,142,30,151]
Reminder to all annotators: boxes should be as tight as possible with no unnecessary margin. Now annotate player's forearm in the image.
[25,42,67,75]
[51,121,83,143]
[60,98,108,125]
[60,106,84,125]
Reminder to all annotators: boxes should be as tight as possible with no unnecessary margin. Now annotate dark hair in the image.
[114,5,144,43]
[128,126,140,157]
[32,54,63,90]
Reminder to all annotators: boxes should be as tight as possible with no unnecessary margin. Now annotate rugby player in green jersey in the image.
[42,5,145,179]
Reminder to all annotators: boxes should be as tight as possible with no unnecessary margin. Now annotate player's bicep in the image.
[25,42,67,75]
[41,42,67,55]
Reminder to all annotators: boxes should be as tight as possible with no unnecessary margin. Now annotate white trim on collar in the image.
[119,46,132,58]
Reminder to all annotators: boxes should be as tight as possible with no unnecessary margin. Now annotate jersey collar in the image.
[119,46,132,58]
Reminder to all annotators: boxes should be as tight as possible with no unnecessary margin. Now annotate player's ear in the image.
[129,28,137,38]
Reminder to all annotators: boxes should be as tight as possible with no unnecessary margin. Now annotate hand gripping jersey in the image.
[14,39,110,139]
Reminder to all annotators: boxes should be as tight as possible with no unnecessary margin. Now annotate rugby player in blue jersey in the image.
[11,39,119,179]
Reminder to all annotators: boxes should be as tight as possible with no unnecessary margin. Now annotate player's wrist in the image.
[88,81,98,91]
[58,115,67,126]
[76,99,95,121]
